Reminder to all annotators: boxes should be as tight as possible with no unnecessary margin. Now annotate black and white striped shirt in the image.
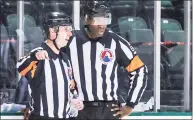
[17,42,75,118]
[64,29,148,108]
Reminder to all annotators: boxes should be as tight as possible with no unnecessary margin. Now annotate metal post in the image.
[17,0,24,60]
[154,1,161,112]
[184,1,191,111]
[192,0,193,117]
[17,0,24,82]
[73,0,80,30]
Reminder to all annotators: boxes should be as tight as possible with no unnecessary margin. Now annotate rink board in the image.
[0,112,192,119]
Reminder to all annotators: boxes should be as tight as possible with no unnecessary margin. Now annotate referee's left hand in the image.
[111,104,133,119]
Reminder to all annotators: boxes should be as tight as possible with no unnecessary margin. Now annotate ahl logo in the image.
[100,48,114,65]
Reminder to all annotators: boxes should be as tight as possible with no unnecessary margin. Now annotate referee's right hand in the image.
[21,108,31,120]
[35,50,49,60]
[111,104,133,119]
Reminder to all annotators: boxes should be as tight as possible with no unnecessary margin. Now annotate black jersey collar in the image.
[42,43,61,60]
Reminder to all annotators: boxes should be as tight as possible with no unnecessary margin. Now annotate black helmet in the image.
[43,12,73,50]
[83,1,111,25]
[44,12,73,39]
[44,12,72,27]
[84,1,110,15]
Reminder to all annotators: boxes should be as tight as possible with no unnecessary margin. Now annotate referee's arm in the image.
[117,39,148,109]
[16,47,43,80]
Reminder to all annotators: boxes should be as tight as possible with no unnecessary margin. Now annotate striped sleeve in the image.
[68,59,76,90]
[116,36,148,108]
[67,59,79,99]
[16,47,43,80]
[61,51,78,98]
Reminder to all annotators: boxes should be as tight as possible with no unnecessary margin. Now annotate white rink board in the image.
[1,116,24,119]
[0,116,192,119]
[123,116,192,119]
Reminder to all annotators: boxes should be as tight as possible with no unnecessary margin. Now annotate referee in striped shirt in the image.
[17,12,83,120]
[65,1,148,119]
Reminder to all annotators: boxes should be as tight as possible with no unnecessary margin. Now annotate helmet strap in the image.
[53,39,60,50]
[48,28,60,50]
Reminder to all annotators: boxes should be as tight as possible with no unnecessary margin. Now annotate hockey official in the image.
[64,1,148,119]
[17,12,83,120]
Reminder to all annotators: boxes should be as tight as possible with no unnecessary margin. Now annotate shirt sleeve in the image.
[66,58,79,98]
[116,36,148,108]
[16,47,43,80]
